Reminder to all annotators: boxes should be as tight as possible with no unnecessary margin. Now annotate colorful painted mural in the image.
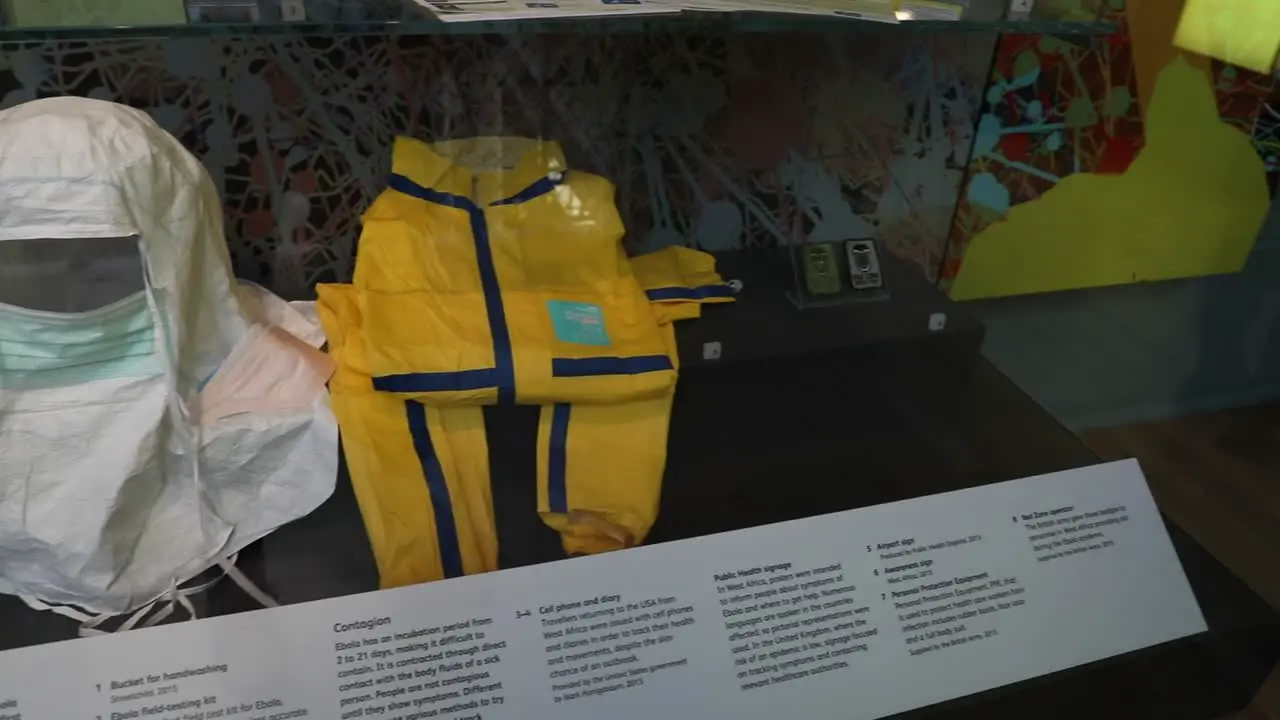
[1216,62,1280,182]
[941,15,1280,291]
[941,31,1144,285]
[1,10,1273,301]
[0,31,993,297]
[1256,95,1280,180]
[948,57,1271,300]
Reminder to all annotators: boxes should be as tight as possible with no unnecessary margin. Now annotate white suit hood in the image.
[0,96,248,393]
[0,97,337,620]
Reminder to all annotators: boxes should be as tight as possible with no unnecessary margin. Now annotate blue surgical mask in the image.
[0,291,160,390]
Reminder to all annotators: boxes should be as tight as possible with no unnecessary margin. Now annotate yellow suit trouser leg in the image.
[334,393,498,588]
[535,318,684,555]
[535,390,674,555]
[320,283,498,588]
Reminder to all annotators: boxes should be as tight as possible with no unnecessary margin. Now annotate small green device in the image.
[803,243,843,296]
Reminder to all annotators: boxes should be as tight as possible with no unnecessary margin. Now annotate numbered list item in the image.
[541,594,695,705]
[1022,505,1131,562]
[718,562,878,691]
[876,535,1027,658]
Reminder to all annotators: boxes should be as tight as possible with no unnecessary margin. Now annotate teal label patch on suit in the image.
[548,301,610,346]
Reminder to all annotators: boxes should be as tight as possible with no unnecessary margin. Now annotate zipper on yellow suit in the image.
[375,173,538,403]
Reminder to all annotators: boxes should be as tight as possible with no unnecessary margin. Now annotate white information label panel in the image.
[0,460,1206,720]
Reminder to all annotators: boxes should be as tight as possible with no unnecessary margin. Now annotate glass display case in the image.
[0,0,1120,37]
[0,1,1277,718]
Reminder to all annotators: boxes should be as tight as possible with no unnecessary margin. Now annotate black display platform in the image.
[1,252,1275,719]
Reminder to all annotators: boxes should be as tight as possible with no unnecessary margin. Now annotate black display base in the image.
[675,249,981,370]
[1,251,1274,720]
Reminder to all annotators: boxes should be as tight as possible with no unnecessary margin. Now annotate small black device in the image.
[845,239,884,291]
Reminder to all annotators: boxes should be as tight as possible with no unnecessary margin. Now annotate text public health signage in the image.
[0,460,1206,720]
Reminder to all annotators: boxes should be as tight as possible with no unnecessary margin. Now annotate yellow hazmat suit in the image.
[319,137,733,588]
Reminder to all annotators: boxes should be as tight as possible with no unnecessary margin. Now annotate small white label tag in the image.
[281,0,307,21]
[1009,0,1035,18]
[898,1,964,21]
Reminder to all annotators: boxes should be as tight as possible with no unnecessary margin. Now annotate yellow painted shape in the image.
[1175,0,1280,74]
[1127,0,1212,121]
[952,58,1270,301]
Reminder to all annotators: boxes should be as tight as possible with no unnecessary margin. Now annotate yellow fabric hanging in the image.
[318,139,736,588]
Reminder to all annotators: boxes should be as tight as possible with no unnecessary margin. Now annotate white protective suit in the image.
[0,97,337,627]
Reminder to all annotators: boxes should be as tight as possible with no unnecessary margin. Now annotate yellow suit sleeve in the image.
[630,246,736,308]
